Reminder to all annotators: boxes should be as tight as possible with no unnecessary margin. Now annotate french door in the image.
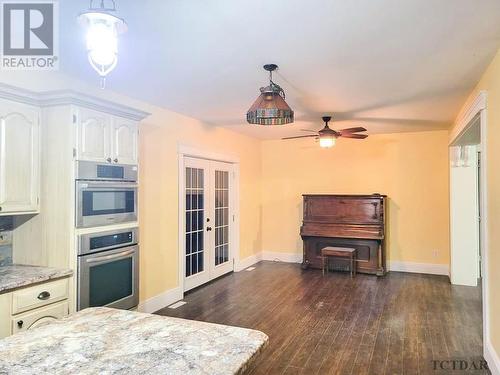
[183,157,234,291]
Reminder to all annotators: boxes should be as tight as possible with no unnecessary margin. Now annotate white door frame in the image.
[177,144,240,295]
[449,91,491,366]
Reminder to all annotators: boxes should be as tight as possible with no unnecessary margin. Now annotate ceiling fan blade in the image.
[339,127,367,134]
[282,135,318,140]
[340,133,368,139]
[300,129,318,133]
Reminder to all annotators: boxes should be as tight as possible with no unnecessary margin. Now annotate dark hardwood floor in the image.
[155,261,488,375]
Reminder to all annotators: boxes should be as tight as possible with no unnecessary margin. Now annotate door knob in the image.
[206,227,212,231]
[113,158,118,163]
[17,320,23,328]
[106,157,112,163]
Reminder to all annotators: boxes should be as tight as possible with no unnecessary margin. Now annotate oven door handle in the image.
[79,183,138,190]
[86,249,136,264]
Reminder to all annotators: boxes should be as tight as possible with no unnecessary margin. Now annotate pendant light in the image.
[78,0,127,88]
[247,64,294,125]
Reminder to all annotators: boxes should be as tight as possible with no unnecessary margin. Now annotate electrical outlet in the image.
[432,250,439,258]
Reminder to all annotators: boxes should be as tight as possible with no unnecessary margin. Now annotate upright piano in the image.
[300,194,387,276]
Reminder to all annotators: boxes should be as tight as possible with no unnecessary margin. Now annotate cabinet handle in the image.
[17,320,23,328]
[106,157,112,163]
[113,158,118,163]
[37,291,51,300]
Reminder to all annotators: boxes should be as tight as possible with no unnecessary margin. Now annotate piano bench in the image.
[321,247,357,278]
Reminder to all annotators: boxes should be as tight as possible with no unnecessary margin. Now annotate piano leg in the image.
[301,242,310,269]
[376,242,385,276]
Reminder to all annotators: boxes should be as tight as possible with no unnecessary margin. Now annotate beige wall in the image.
[138,111,262,301]
[451,49,500,360]
[261,131,450,266]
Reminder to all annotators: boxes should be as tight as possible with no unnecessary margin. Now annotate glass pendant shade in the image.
[319,136,336,148]
[78,1,127,88]
[247,64,294,125]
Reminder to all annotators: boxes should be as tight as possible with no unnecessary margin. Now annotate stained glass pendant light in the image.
[247,64,294,125]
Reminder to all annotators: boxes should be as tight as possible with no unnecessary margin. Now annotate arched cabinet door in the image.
[76,108,111,163]
[27,316,58,330]
[0,101,40,214]
[111,117,138,165]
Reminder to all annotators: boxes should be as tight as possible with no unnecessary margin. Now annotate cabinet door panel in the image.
[77,109,110,162]
[111,118,138,165]
[0,102,39,214]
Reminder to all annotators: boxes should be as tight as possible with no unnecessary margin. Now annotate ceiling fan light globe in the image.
[319,137,335,148]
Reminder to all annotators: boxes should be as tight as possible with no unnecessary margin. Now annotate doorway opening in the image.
[450,114,482,286]
[449,92,490,366]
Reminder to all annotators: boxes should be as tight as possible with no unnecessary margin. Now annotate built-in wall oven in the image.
[76,161,138,228]
[77,227,139,311]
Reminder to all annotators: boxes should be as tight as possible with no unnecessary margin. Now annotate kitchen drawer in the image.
[11,278,69,315]
[11,300,69,334]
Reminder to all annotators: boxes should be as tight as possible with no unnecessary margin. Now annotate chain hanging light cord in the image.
[267,69,286,99]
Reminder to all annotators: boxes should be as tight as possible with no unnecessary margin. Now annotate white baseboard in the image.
[485,339,500,375]
[262,251,302,263]
[234,253,262,272]
[258,253,451,276]
[388,261,449,276]
[137,286,183,314]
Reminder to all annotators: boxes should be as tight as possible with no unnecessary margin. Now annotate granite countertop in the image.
[0,307,268,375]
[0,265,73,294]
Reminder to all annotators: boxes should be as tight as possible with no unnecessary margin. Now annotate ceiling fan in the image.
[282,116,368,148]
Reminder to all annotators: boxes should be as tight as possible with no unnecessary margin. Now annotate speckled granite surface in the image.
[0,307,268,375]
[0,265,73,294]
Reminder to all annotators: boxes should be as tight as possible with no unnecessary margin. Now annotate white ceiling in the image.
[59,0,500,139]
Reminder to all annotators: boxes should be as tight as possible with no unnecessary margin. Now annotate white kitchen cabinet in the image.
[0,277,70,339]
[111,117,138,165]
[0,101,40,215]
[76,108,111,163]
[76,109,138,165]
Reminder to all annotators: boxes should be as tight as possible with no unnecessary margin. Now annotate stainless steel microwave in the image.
[76,161,138,228]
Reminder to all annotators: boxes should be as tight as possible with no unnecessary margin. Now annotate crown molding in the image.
[0,83,150,121]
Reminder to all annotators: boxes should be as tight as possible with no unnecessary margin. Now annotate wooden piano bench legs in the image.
[321,247,357,278]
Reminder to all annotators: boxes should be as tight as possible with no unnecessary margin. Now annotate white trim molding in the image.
[450,90,487,145]
[177,143,240,163]
[256,253,451,277]
[0,83,150,121]
[137,286,183,314]
[234,253,262,272]
[485,339,500,375]
[261,251,303,263]
[388,261,449,276]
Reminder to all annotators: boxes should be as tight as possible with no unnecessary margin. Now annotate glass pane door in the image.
[214,170,229,266]
[185,167,205,278]
[209,161,234,280]
[183,158,234,291]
